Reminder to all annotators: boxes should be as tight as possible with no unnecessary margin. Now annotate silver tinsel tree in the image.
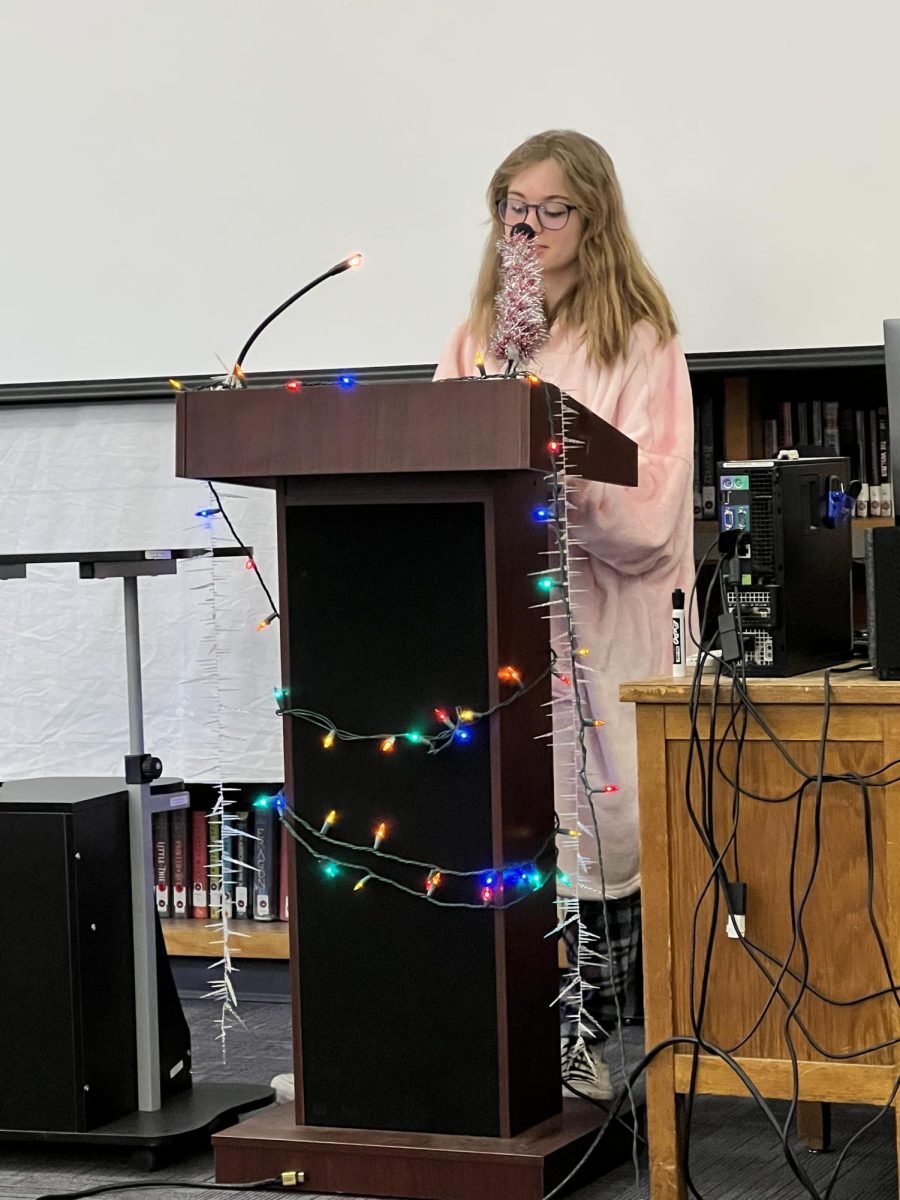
[490,231,549,371]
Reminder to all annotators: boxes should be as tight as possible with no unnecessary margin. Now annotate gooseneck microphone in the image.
[231,252,364,378]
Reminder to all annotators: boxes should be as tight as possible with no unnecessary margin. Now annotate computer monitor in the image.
[885,319,900,524]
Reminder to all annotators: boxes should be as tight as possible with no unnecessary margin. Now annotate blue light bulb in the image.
[337,373,356,390]
[455,727,472,742]
[532,505,553,523]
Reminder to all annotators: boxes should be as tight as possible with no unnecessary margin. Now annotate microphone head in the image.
[510,222,537,240]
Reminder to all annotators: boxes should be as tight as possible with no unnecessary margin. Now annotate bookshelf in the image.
[691,346,893,559]
[161,918,289,959]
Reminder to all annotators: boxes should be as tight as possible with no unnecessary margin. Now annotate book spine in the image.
[700,396,716,518]
[692,400,702,519]
[855,408,869,517]
[869,408,883,517]
[170,808,190,918]
[209,814,222,920]
[811,400,823,447]
[763,419,778,458]
[796,401,809,447]
[252,804,279,921]
[190,809,209,919]
[777,400,793,449]
[152,811,170,917]
[823,401,840,455]
[279,819,290,922]
[232,812,251,920]
[878,407,892,518]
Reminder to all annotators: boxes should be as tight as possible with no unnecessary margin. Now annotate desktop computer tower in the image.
[717,457,853,676]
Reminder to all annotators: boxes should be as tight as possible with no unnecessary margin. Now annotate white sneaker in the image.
[270,1072,295,1104]
[561,1039,614,1102]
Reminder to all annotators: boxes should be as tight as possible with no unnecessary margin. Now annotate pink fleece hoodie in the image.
[435,319,695,898]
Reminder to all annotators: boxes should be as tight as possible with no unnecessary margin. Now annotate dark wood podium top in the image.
[175,378,637,487]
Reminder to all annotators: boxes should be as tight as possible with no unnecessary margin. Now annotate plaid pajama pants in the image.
[559,890,642,1043]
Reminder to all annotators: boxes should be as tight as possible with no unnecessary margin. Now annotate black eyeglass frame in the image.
[496,198,578,230]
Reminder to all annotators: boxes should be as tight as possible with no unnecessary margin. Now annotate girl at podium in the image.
[435,129,694,1103]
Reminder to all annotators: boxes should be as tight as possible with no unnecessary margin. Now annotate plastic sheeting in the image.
[0,401,282,782]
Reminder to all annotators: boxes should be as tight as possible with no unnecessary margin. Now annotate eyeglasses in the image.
[496,197,577,231]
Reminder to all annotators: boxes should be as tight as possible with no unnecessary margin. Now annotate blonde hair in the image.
[470,129,677,365]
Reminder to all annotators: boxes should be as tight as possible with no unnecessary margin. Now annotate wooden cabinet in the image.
[622,670,900,1199]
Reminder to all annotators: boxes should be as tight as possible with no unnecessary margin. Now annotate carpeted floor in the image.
[0,1001,895,1200]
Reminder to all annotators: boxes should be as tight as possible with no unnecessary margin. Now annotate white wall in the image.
[1,0,899,386]
[3,0,899,780]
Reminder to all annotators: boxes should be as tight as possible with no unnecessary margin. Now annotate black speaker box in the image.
[0,778,190,1133]
[866,525,900,680]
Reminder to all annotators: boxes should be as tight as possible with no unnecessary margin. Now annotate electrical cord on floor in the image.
[34,1175,304,1200]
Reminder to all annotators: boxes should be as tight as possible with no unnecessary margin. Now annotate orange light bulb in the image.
[497,666,522,685]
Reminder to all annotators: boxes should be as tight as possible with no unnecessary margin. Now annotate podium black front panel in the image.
[285,500,506,1136]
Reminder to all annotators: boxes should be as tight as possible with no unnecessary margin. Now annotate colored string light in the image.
[547,439,561,454]
[458,709,475,723]
[533,505,553,522]
[601,784,619,794]
[537,576,556,593]
[373,822,387,850]
[284,379,302,392]
[322,730,336,749]
[257,612,277,631]
[281,806,557,910]
[320,810,337,835]
[195,507,221,519]
[380,736,396,754]
[497,665,522,685]
[354,876,370,891]
[337,373,356,389]
[168,378,184,391]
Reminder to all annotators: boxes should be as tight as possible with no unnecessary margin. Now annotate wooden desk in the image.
[621,669,900,1199]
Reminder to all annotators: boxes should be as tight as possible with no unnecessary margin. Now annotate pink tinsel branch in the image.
[490,232,549,369]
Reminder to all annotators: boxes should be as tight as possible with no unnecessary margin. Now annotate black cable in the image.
[35,1179,284,1200]
[206,480,280,623]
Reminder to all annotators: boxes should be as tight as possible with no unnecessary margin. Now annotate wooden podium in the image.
[176,379,637,1198]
